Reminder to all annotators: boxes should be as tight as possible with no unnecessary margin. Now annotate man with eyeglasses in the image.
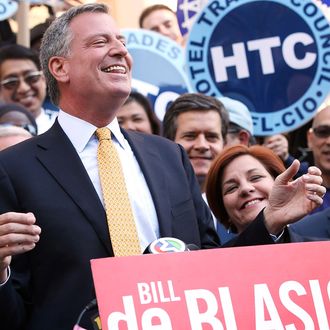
[303,105,330,215]
[289,105,330,240]
[0,44,57,134]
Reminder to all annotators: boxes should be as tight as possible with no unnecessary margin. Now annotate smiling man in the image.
[0,4,321,330]
[163,93,229,191]
[306,105,330,214]
[163,93,233,243]
[0,44,57,133]
[139,4,184,46]
[0,4,221,329]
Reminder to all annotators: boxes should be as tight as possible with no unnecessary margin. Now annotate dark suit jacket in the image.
[0,121,274,329]
[290,207,330,240]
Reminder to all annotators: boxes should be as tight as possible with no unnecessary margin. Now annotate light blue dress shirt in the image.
[58,110,159,252]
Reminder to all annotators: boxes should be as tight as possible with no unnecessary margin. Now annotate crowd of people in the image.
[0,2,329,329]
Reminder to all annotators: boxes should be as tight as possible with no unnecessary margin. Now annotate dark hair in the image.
[0,44,40,72]
[123,92,161,135]
[139,4,175,28]
[30,18,55,49]
[0,102,38,135]
[205,145,285,232]
[163,93,229,142]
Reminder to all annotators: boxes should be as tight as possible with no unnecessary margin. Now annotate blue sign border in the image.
[122,28,190,82]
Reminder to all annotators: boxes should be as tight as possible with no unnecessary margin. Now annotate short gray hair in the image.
[39,3,109,105]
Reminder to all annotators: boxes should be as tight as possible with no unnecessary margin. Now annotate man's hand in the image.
[0,212,41,282]
[264,160,325,234]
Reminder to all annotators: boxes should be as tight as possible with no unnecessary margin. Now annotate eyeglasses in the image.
[0,71,43,91]
[227,128,241,134]
[312,125,330,138]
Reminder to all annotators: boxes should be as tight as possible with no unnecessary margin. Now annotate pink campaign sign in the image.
[91,241,330,329]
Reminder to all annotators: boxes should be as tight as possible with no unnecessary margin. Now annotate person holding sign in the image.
[0,4,326,329]
[205,144,325,240]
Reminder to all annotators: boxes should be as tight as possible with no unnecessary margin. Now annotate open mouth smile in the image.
[241,199,263,209]
[101,65,127,74]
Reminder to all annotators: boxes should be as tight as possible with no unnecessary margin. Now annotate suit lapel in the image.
[123,131,172,236]
[35,121,112,254]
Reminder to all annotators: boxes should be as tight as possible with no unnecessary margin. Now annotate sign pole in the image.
[16,0,30,47]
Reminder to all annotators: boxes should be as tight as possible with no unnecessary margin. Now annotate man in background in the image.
[163,93,235,243]
[0,44,57,134]
[163,93,229,191]
[163,94,258,242]
[139,4,184,46]
[219,96,255,147]
[305,105,330,214]
[163,94,255,191]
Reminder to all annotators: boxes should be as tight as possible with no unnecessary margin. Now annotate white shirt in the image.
[202,193,217,229]
[36,108,58,134]
[58,110,159,252]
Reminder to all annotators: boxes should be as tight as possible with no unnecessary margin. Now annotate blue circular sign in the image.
[0,0,18,20]
[122,29,191,121]
[186,0,330,136]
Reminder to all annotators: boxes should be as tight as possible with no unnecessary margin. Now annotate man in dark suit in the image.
[0,3,325,329]
[291,208,330,240]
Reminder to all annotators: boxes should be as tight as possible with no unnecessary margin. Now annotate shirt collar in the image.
[57,110,126,152]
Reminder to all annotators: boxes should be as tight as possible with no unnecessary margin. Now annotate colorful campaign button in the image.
[149,237,187,254]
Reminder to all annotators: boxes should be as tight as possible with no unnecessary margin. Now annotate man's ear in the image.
[238,130,250,146]
[48,56,69,83]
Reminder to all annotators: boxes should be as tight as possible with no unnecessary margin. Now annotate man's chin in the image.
[18,101,39,113]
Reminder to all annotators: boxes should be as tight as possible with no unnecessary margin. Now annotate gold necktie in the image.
[96,127,141,256]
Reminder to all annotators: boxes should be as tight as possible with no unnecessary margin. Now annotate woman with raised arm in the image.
[205,145,326,242]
